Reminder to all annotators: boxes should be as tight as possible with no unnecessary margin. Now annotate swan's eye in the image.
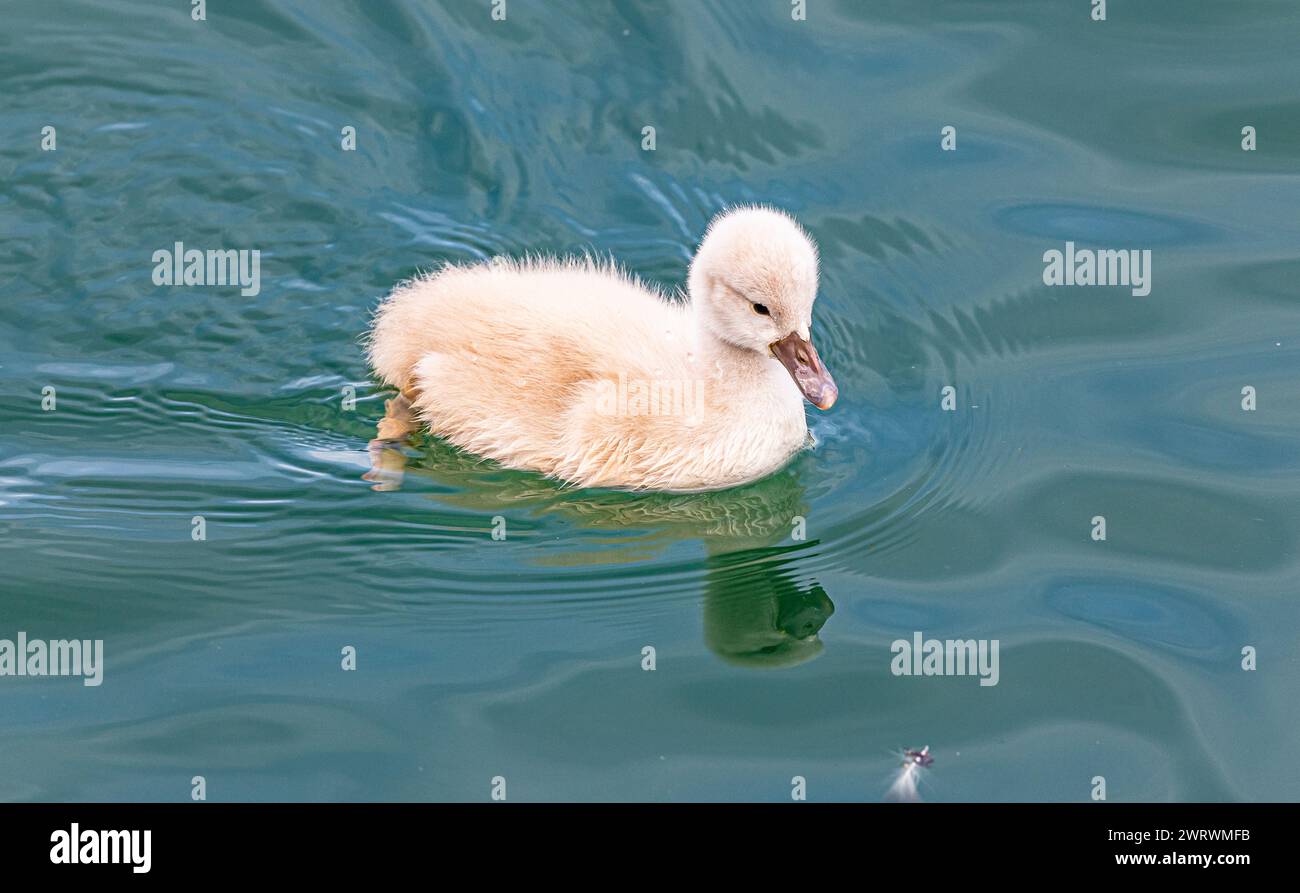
[752,303,770,316]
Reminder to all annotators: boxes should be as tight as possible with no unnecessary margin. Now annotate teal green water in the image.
[2,0,1298,802]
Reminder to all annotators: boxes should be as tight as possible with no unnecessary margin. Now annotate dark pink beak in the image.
[770,331,838,410]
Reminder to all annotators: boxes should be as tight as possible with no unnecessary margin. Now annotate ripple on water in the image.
[993,202,1219,247]
[1044,577,1243,660]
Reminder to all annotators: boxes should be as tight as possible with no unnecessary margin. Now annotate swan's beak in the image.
[770,332,838,410]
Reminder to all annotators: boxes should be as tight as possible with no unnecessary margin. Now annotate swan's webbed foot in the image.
[363,391,419,491]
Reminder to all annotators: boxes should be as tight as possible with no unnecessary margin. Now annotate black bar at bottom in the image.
[2,802,1286,878]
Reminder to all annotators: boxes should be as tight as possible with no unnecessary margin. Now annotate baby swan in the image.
[367,206,837,492]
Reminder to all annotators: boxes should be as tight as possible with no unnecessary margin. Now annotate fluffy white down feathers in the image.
[366,206,836,491]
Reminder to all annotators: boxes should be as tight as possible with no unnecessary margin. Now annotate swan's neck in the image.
[693,322,806,436]
[697,330,777,385]
[689,303,790,400]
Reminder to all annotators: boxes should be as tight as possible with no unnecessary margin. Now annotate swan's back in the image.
[368,258,691,394]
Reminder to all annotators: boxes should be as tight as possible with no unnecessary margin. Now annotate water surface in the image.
[1,0,1298,801]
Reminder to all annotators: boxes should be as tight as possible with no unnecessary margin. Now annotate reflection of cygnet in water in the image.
[702,547,835,668]
[366,416,835,667]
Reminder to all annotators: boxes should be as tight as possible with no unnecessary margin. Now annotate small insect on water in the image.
[904,746,934,768]
[886,746,933,802]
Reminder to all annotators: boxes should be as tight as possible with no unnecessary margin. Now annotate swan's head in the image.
[688,206,838,410]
